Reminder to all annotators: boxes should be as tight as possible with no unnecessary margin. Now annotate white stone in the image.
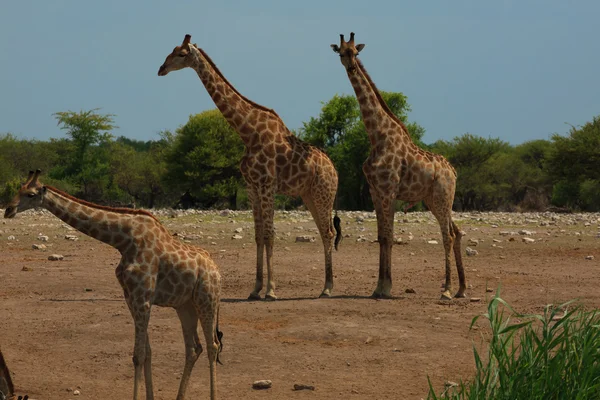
[427,240,438,245]
[468,239,479,246]
[522,237,535,243]
[234,227,243,233]
[465,247,478,256]
[38,235,49,242]
[65,234,79,241]
[519,230,533,236]
[252,380,272,390]
[295,235,316,243]
[231,234,243,240]
[32,244,46,250]
[585,255,594,260]
[7,235,15,241]
[48,254,64,261]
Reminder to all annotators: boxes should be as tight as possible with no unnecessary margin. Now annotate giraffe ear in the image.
[356,44,365,53]
[330,44,340,53]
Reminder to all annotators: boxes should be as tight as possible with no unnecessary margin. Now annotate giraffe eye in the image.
[27,193,36,198]
[178,53,187,57]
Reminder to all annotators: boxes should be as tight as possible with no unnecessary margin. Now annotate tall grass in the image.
[429,291,600,400]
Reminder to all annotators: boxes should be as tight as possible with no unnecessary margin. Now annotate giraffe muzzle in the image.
[3,206,16,219]
[158,65,167,76]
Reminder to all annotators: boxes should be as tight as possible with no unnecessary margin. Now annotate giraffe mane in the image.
[355,58,410,136]
[45,186,159,221]
[196,47,282,119]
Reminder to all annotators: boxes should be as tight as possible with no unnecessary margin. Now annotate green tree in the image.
[164,110,244,209]
[299,92,425,210]
[52,109,117,199]
[547,116,600,210]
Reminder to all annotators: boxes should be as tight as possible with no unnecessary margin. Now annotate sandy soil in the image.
[1,209,599,399]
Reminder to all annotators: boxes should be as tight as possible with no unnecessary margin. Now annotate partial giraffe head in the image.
[158,34,197,76]
[331,32,365,73]
[4,169,46,219]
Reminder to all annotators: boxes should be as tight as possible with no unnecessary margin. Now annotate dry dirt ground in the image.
[1,209,599,399]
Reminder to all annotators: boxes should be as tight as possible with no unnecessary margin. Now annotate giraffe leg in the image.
[248,188,264,300]
[262,195,277,300]
[194,277,221,400]
[175,302,202,400]
[143,339,153,400]
[372,195,395,299]
[130,306,151,400]
[425,197,455,301]
[452,221,467,298]
[303,195,335,297]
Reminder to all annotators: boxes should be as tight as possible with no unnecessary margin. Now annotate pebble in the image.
[38,235,49,242]
[234,227,243,233]
[586,255,594,260]
[7,235,15,241]
[465,247,478,256]
[522,237,535,243]
[231,234,243,240]
[295,235,315,243]
[427,240,438,245]
[32,244,47,250]
[65,235,78,241]
[73,389,81,395]
[405,288,416,294]
[48,254,64,261]
[470,298,481,303]
[252,380,272,390]
[293,384,315,391]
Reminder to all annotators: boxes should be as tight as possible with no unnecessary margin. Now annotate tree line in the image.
[1,97,598,212]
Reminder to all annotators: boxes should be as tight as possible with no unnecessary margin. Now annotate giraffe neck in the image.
[41,187,132,251]
[189,46,286,146]
[347,59,414,149]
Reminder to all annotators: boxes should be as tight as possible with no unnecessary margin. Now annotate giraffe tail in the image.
[333,212,342,251]
[215,308,224,366]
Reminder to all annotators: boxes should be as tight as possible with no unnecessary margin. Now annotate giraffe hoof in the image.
[264,294,277,301]
[440,291,453,301]
[319,289,332,298]
[248,292,262,301]
[371,292,393,300]
[454,292,466,299]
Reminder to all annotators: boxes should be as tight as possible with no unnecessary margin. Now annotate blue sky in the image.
[1,0,598,145]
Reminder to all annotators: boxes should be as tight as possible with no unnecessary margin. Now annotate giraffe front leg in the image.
[263,197,277,301]
[372,195,395,299]
[248,188,264,300]
[130,306,151,400]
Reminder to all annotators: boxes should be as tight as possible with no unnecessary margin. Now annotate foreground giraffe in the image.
[0,348,15,400]
[331,33,466,300]
[158,34,342,300]
[4,170,223,400]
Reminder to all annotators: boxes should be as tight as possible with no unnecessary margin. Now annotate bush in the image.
[428,291,600,399]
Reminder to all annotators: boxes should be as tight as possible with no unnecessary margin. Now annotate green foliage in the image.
[299,92,425,210]
[547,117,600,211]
[164,109,245,209]
[428,292,600,399]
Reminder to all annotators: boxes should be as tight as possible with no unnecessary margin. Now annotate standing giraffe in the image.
[158,34,342,300]
[331,33,466,300]
[4,170,223,400]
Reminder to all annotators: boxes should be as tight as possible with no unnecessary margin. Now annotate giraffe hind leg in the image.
[303,195,335,297]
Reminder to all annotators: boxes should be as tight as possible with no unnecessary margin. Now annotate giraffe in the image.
[0,348,15,400]
[158,34,342,300]
[4,170,223,400]
[331,33,466,300]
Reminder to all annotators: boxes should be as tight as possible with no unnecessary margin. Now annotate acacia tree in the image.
[299,92,425,210]
[52,109,116,199]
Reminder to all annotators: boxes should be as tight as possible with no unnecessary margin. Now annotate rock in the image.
[427,240,438,245]
[32,244,47,250]
[470,297,481,303]
[183,234,202,241]
[234,227,243,233]
[522,237,535,243]
[486,288,494,293]
[73,389,81,395]
[252,380,272,390]
[21,266,32,272]
[293,384,315,391]
[65,235,78,241]
[465,247,478,256]
[7,235,15,241]
[38,235,49,242]
[364,336,373,344]
[405,288,416,294]
[231,234,243,240]
[586,255,594,260]
[295,235,316,243]
[519,230,533,236]
[468,239,479,246]
[48,254,64,261]
[220,210,231,217]
[492,239,502,243]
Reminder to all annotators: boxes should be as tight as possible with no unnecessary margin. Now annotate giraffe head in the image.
[4,170,46,219]
[158,34,197,76]
[331,32,365,74]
